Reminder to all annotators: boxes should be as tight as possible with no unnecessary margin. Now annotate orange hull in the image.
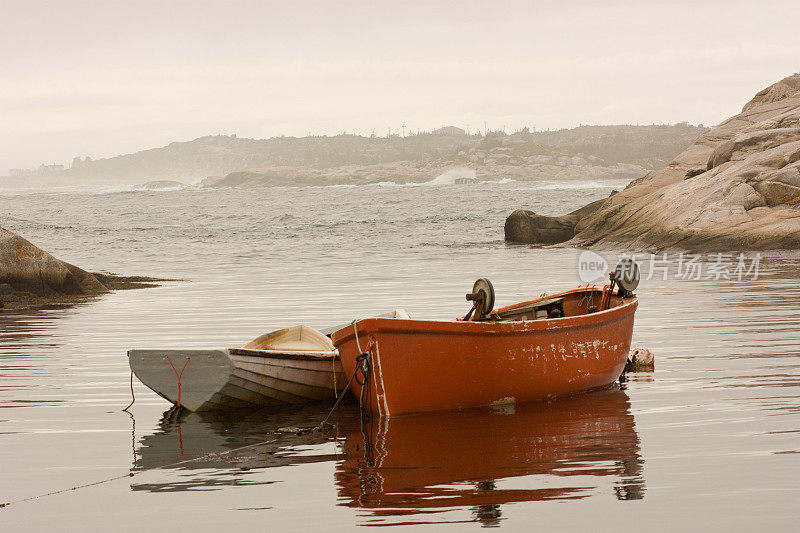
[331,287,637,416]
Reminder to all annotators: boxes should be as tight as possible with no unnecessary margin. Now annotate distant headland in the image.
[1,124,707,189]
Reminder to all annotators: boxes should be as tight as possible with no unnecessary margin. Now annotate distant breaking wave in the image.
[534,180,630,190]
[374,168,486,187]
[424,167,477,185]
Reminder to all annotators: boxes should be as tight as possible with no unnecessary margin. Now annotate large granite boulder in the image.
[506,73,800,250]
[504,197,608,244]
[504,210,577,244]
[0,226,107,297]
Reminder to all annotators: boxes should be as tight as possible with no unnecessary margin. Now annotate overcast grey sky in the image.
[1,0,798,173]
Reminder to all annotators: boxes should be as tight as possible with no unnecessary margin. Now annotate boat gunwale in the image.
[331,286,638,344]
[229,347,339,361]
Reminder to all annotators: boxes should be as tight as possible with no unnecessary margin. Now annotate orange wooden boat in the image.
[332,280,638,416]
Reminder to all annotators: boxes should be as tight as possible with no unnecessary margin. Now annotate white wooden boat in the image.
[128,311,410,412]
[128,325,345,411]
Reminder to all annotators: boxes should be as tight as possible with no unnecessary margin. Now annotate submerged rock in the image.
[505,73,800,250]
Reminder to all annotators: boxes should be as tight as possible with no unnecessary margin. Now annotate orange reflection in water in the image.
[335,387,644,526]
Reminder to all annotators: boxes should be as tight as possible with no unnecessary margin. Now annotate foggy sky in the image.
[1,0,799,174]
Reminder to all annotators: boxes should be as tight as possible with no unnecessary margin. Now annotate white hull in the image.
[128,348,347,411]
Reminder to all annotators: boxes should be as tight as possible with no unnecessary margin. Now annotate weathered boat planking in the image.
[332,286,638,416]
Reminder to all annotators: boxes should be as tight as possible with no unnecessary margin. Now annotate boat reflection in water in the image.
[131,387,644,523]
[335,387,645,526]
[131,404,336,493]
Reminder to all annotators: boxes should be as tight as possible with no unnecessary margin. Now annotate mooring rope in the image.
[318,351,370,430]
[121,370,135,412]
[165,356,190,409]
[352,318,364,353]
[318,318,371,429]
[332,352,338,399]
[0,433,281,509]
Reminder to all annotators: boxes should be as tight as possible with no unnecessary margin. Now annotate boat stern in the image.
[127,349,235,411]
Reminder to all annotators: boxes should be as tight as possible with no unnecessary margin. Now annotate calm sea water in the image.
[1,178,798,531]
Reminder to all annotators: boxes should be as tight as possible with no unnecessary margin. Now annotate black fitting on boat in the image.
[318,351,372,431]
[355,352,370,385]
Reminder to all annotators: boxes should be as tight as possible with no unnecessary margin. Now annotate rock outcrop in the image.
[506,74,800,250]
[0,226,163,308]
[201,158,647,189]
[1,227,107,297]
[504,197,608,244]
[134,180,186,190]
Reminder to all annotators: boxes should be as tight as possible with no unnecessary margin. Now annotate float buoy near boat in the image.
[626,347,655,371]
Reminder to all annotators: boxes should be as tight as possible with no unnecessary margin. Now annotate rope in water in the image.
[121,370,135,412]
[0,434,281,509]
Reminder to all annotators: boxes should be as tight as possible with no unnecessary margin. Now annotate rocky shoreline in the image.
[0,226,167,309]
[199,154,647,188]
[505,74,800,251]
